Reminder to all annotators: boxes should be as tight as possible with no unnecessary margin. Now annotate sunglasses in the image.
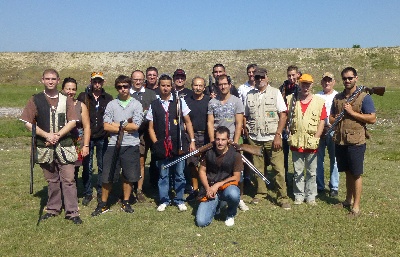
[342,77,355,81]
[254,75,265,80]
[116,85,130,90]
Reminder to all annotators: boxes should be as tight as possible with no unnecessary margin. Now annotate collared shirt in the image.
[238,81,256,104]
[146,93,190,121]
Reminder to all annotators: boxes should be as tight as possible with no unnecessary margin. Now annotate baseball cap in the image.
[254,68,267,77]
[91,72,104,80]
[299,74,314,83]
[173,69,186,78]
[322,72,335,79]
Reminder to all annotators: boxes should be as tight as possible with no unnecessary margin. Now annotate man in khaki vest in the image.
[244,68,290,209]
[330,67,376,217]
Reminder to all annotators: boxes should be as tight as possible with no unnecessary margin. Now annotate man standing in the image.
[91,75,143,216]
[196,126,242,227]
[279,65,301,186]
[207,74,248,211]
[20,69,82,224]
[330,67,376,217]
[205,64,239,98]
[316,72,339,197]
[147,74,196,212]
[185,76,210,201]
[77,72,113,205]
[130,70,157,202]
[244,68,290,209]
[238,64,257,104]
[287,74,326,205]
[172,69,193,99]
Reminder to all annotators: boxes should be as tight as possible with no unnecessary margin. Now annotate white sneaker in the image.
[238,200,249,211]
[225,217,235,226]
[157,203,168,212]
[177,203,187,212]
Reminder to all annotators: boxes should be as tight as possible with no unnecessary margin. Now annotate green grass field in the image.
[0,89,399,256]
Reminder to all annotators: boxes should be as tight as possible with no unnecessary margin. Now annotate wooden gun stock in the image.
[365,86,385,96]
[229,141,263,156]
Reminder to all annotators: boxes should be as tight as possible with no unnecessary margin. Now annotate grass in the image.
[0,90,399,256]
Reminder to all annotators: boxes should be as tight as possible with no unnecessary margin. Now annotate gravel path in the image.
[0,107,23,118]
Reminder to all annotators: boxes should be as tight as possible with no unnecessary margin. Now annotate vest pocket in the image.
[344,129,364,144]
[305,136,320,150]
[55,145,78,164]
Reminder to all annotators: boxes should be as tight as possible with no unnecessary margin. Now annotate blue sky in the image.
[0,0,399,52]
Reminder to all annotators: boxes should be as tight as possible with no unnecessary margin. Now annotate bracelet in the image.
[191,138,196,142]
[275,132,282,137]
[84,145,89,147]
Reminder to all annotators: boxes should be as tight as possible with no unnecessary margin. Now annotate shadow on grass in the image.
[33,185,48,226]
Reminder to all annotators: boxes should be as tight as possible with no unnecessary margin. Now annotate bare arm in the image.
[273,111,287,149]
[233,113,243,144]
[148,121,157,143]
[183,114,196,152]
[80,102,91,157]
[207,114,215,142]
[344,103,376,124]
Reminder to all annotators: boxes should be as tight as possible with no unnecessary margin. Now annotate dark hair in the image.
[287,65,299,73]
[158,74,172,86]
[61,77,78,90]
[341,67,357,77]
[216,74,231,85]
[215,126,230,139]
[146,66,158,75]
[42,69,59,78]
[131,69,145,78]
[114,75,132,88]
[213,63,225,72]
[246,63,257,72]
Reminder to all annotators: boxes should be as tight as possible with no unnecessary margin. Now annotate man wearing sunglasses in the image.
[92,75,143,216]
[244,68,290,209]
[77,72,113,206]
[330,67,376,217]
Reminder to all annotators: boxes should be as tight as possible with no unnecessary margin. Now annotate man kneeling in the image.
[196,126,242,227]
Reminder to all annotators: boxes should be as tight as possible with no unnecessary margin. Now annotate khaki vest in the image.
[36,93,77,164]
[287,95,325,149]
[246,87,279,136]
[332,91,367,145]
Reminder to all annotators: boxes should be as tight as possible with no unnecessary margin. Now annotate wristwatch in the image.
[191,138,196,142]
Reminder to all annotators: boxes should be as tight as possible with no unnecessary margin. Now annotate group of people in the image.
[20,63,376,226]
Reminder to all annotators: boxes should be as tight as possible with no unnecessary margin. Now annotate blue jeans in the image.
[156,159,186,205]
[82,137,108,196]
[196,185,240,227]
[316,132,339,191]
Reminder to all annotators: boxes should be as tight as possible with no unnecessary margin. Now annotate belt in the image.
[195,130,205,134]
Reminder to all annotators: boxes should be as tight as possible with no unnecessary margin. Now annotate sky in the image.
[0,0,399,52]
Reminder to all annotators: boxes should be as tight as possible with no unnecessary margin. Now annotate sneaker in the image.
[317,189,325,195]
[157,203,168,212]
[307,200,317,206]
[65,216,83,224]
[238,200,249,211]
[136,190,146,203]
[185,189,199,202]
[329,189,338,197]
[121,201,134,213]
[177,203,188,212]
[294,199,304,205]
[39,213,56,221]
[82,195,93,206]
[225,217,235,227]
[281,202,291,210]
[91,202,109,216]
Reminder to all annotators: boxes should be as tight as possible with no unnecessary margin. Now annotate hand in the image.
[210,92,217,99]
[46,132,60,145]
[206,185,218,199]
[81,146,89,157]
[189,141,196,152]
[273,134,282,150]
[344,103,355,116]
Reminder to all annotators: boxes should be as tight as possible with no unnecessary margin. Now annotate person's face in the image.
[212,66,225,78]
[287,70,300,84]
[159,79,172,96]
[91,78,104,91]
[218,78,231,95]
[247,67,256,82]
[254,74,269,89]
[173,75,186,88]
[146,70,158,85]
[192,78,205,96]
[321,77,335,94]
[131,71,145,91]
[299,82,313,96]
[42,72,59,90]
[341,71,358,90]
[215,131,229,152]
[63,82,77,98]
[115,82,131,98]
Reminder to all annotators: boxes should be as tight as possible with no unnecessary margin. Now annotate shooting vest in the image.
[151,95,188,157]
[205,146,236,185]
[287,95,325,150]
[246,87,279,137]
[34,92,77,164]
[332,91,368,145]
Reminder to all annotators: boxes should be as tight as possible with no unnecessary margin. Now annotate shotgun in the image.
[30,123,37,194]
[326,86,385,136]
[108,121,125,182]
[283,86,298,140]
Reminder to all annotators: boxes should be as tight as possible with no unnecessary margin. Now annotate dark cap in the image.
[173,69,186,78]
[254,68,267,77]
